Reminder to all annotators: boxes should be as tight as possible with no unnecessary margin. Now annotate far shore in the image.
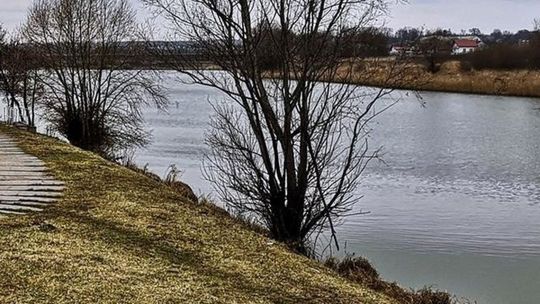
[332,59,540,98]
[143,59,540,98]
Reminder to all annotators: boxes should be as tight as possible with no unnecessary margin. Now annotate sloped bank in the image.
[0,124,397,304]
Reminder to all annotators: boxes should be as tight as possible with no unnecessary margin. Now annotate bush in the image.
[414,287,452,304]
[325,255,453,304]
[459,61,472,72]
[465,42,540,70]
[324,256,380,285]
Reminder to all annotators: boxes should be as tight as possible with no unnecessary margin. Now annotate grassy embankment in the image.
[0,125,397,304]
[339,59,540,98]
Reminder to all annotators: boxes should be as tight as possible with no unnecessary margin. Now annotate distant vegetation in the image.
[464,40,540,70]
[247,24,391,71]
[389,26,540,72]
[247,25,540,73]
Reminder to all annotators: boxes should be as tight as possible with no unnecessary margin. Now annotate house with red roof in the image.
[452,39,480,55]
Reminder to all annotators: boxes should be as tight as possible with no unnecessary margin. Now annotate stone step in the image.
[0,167,48,175]
[0,196,59,203]
[0,180,64,186]
[0,159,45,167]
[0,167,48,172]
[0,200,50,207]
[0,191,63,197]
[0,176,56,181]
[0,204,43,212]
[1,150,27,156]
[0,153,38,156]
[0,185,65,191]
[0,160,45,164]
[0,158,43,162]
[0,132,63,216]
[0,209,27,215]
[0,171,49,176]
[0,158,41,162]
[0,171,51,176]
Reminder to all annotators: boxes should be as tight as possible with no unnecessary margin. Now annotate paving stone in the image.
[0,180,64,186]
[0,185,65,191]
[0,191,63,197]
[0,204,43,212]
[0,132,63,216]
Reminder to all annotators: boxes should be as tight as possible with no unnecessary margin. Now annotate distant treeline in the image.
[389,27,540,46]
[5,27,540,72]
[0,41,209,70]
[256,25,540,71]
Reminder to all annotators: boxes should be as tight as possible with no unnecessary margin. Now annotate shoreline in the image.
[0,123,457,303]
[355,81,540,99]
[120,61,540,98]
[343,60,540,98]
[0,124,397,304]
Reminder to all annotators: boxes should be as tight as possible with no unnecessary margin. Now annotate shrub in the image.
[465,42,540,70]
[459,61,473,72]
[162,165,198,202]
[324,256,380,285]
[325,255,453,304]
[414,287,452,304]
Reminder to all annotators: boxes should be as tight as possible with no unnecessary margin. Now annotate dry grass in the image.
[325,256,452,304]
[0,125,396,304]
[427,67,540,97]
[344,59,540,97]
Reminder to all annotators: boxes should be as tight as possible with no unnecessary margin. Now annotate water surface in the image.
[134,83,540,304]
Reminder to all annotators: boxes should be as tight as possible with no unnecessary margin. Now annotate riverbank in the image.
[123,58,540,98]
[343,59,540,98]
[0,125,398,304]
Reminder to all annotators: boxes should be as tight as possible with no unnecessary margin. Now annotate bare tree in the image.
[469,28,482,36]
[417,36,452,73]
[0,32,42,127]
[395,27,422,44]
[144,0,398,253]
[23,0,166,156]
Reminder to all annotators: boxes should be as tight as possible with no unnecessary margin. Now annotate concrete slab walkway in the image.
[0,132,63,216]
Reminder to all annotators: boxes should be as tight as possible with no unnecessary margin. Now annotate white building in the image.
[389,45,415,57]
[452,39,480,55]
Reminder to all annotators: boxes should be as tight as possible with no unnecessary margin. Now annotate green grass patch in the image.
[0,125,396,304]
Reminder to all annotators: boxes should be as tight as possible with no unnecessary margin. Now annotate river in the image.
[131,80,539,304]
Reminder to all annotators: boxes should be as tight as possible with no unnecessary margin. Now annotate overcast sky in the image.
[1,0,539,34]
[387,0,540,33]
